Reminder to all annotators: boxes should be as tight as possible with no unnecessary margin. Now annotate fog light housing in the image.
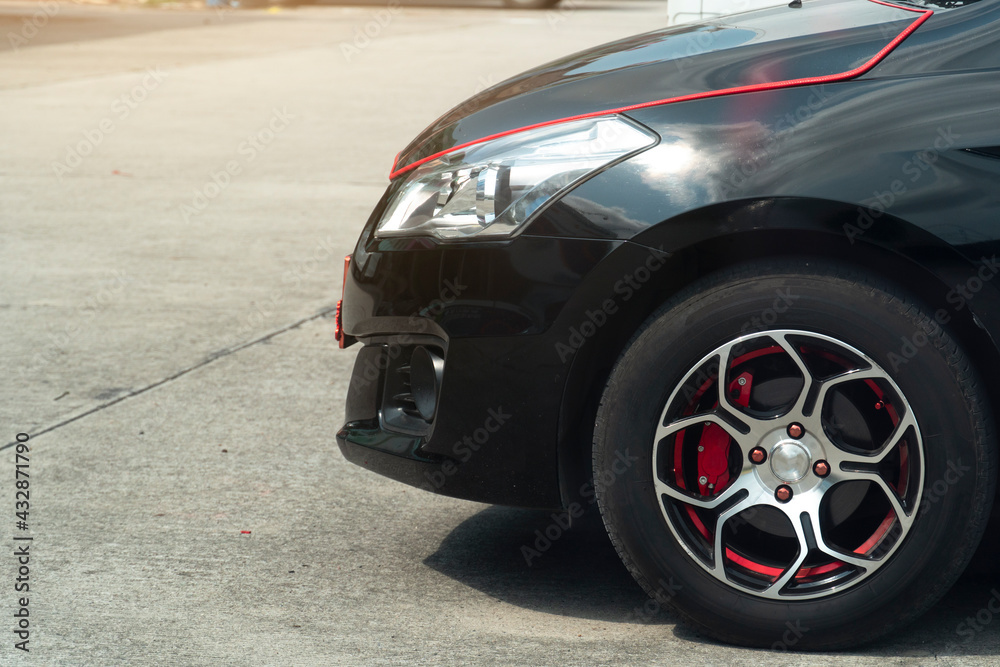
[410,346,444,421]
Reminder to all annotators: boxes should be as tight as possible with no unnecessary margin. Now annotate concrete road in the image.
[0,1,996,664]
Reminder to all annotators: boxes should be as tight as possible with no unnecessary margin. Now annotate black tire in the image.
[593,259,996,650]
[502,0,561,9]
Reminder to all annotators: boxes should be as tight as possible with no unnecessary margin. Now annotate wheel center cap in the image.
[770,441,811,483]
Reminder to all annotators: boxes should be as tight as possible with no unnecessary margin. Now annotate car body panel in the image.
[338,0,1000,509]
[394,0,933,174]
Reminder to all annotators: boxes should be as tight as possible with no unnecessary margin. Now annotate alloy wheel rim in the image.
[652,330,925,600]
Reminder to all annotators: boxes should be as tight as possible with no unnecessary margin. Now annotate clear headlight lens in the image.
[375,116,658,241]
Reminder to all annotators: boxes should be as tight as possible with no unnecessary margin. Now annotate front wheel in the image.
[593,260,996,649]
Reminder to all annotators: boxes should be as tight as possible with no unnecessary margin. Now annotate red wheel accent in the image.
[696,423,732,494]
[854,511,897,556]
[726,549,782,580]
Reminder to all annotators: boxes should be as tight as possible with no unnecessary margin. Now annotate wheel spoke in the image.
[807,469,911,572]
[654,473,754,511]
[760,511,811,597]
[718,333,812,436]
[716,405,775,442]
[813,368,885,420]
[770,332,816,420]
[801,509,874,570]
[826,406,917,525]
[826,463,912,527]
[711,487,768,570]
[870,474,913,525]
[831,412,917,469]
[655,412,746,444]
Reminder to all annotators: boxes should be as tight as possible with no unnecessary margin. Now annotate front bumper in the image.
[336,333,561,507]
[335,173,680,508]
[335,229,625,508]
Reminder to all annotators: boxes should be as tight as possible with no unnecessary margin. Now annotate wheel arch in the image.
[555,196,1000,509]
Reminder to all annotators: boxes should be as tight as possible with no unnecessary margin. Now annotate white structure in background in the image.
[669,0,788,25]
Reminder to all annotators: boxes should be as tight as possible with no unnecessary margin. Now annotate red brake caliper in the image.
[695,371,752,495]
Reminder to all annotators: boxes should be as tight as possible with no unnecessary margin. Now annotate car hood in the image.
[391,0,931,178]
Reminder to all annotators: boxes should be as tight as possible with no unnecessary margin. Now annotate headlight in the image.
[375,116,658,241]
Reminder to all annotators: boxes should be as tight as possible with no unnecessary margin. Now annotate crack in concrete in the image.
[2,304,338,451]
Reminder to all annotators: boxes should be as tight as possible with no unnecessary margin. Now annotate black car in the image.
[336,0,1000,650]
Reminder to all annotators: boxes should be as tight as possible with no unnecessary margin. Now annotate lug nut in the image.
[775,485,793,503]
[787,423,804,439]
[749,447,767,465]
[813,460,831,478]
